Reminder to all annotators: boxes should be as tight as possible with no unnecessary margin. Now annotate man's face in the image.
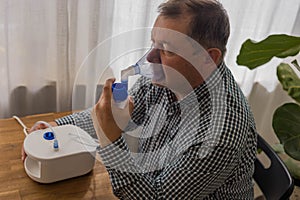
[148,15,214,97]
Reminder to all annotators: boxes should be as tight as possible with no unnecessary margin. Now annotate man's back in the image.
[124,62,257,199]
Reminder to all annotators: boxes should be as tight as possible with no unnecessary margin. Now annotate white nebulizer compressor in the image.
[22,122,98,184]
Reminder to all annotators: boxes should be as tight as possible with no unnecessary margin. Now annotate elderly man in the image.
[24,0,257,199]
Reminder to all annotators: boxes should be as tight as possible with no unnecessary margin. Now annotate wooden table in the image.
[0,112,118,200]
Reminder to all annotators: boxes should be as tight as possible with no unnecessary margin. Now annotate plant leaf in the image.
[277,63,300,103]
[288,87,300,104]
[237,34,300,69]
[292,59,300,72]
[272,103,300,161]
[272,143,284,153]
[284,158,300,180]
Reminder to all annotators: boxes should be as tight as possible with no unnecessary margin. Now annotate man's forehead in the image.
[151,15,190,40]
[151,27,188,44]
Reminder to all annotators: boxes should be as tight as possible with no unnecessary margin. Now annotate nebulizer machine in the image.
[15,118,98,183]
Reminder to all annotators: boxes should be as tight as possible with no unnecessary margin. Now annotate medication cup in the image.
[23,125,97,183]
[112,82,128,109]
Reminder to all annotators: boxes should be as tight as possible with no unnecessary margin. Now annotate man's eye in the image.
[161,49,175,56]
[151,42,175,56]
[161,43,175,56]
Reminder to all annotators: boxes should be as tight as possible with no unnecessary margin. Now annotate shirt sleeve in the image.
[98,135,241,199]
[55,108,97,138]
[53,77,150,139]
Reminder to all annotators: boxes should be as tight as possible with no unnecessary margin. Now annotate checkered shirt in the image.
[56,62,257,199]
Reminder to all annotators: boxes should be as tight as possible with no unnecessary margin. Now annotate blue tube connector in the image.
[53,139,59,151]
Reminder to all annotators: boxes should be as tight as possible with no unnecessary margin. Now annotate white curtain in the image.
[0,0,162,118]
[0,0,300,142]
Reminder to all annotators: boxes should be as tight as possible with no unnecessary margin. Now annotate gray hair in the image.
[158,0,230,57]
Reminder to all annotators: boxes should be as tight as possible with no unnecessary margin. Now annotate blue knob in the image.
[43,132,55,140]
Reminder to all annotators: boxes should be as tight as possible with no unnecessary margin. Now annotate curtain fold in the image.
[0,0,299,144]
[0,0,161,118]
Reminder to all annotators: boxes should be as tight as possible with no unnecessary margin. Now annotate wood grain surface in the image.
[0,112,117,200]
[1,112,300,199]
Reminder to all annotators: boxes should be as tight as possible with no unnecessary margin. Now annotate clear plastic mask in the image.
[121,47,165,84]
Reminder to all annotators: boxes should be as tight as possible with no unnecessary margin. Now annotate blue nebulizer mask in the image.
[112,47,165,108]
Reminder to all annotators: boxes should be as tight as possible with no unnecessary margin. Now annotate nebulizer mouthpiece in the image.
[120,47,165,83]
[112,47,165,108]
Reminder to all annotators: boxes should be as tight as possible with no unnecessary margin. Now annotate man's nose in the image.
[146,48,161,64]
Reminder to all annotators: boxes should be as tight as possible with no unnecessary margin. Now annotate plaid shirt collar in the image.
[167,62,226,110]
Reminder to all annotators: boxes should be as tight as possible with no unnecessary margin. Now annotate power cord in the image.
[13,116,29,136]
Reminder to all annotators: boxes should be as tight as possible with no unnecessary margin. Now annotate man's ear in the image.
[207,48,222,65]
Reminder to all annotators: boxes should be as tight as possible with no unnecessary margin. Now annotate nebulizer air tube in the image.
[32,121,59,151]
[112,47,165,108]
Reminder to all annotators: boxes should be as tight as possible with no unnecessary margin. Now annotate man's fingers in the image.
[102,78,115,98]
[29,123,47,133]
[96,78,115,111]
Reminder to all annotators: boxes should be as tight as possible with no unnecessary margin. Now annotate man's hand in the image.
[21,121,58,162]
[92,78,134,147]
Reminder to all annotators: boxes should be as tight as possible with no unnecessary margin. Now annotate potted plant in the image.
[236,34,300,182]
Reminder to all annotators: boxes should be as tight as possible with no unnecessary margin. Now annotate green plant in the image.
[236,34,300,179]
